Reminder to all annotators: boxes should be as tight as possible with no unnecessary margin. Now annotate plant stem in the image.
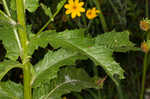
[87,89,98,99]
[16,0,31,99]
[2,0,10,16]
[97,89,102,99]
[146,0,149,18]
[117,84,124,99]
[140,1,149,99]
[36,15,54,36]
[140,53,148,99]
[36,0,66,36]
[82,14,87,27]
[94,0,108,32]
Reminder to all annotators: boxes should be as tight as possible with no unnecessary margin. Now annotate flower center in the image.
[72,5,77,10]
[87,12,92,15]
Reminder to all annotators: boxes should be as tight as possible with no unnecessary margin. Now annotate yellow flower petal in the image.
[96,10,100,13]
[86,7,99,20]
[79,2,84,6]
[75,0,79,4]
[65,10,72,14]
[64,4,70,9]
[79,8,85,12]
[77,12,81,16]
[64,0,85,19]
[71,12,76,18]
[92,7,96,10]
[68,0,74,4]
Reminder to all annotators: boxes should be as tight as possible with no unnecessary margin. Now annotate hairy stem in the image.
[16,0,31,99]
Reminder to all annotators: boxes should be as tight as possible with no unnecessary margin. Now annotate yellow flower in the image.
[140,19,150,31]
[64,0,85,19]
[86,7,100,20]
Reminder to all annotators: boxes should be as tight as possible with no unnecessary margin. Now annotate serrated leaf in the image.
[33,67,97,99]
[0,60,23,80]
[0,23,20,60]
[0,81,23,99]
[82,46,124,84]
[32,48,86,88]
[28,30,56,55]
[45,29,125,85]
[40,3,52,17]
[95,31,138,52]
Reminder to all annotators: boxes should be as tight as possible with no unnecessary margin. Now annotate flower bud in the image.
[140,18,150,31]
[141,41,149,53]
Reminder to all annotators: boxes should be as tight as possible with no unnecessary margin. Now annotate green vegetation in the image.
[0,0,149,99]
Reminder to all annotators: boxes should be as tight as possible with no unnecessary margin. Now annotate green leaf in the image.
[10,0,65,13]
[0,60,23,80]
[0,81,23,99]
[40,3,53,17]
[32,48,86,88]
[0,11,16,26]
[82,46,124,84]
[28,30,56,55]
[56,0,66,12]
[25,0,66,13]
[10,0,40,12]
[46,29,125,85]
[25,0,40,12]
[95,31,138,52]
[48,29,94,49]
[10,0,16,11]
[0,23,20,60]
[33,67,97,99]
